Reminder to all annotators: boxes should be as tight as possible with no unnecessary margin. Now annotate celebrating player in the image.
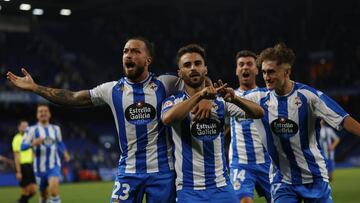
[234,43,360,203]
[161,44,264,203]
[228,50,271,203]
[21,104,70,203]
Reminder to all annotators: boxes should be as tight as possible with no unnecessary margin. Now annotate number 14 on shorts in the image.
[112,181,130,201]
[232,169,246,190]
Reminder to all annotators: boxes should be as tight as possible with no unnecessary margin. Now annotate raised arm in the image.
[7,68,93,107]
[162,86,224,125]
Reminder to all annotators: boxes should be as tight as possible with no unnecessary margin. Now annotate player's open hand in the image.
[32,138,44,147]
[6,68,37,91]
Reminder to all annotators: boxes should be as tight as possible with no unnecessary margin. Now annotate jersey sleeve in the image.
[157,74,184,97]
[312,91,349,131]
[161,95,177,120]
[12,135,22,152]
[21,127,34,151]
[55,126,67,154]
[89,81,117,106]
[225,102,246,118]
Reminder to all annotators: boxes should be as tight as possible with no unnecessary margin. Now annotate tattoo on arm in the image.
[35,86,93,107]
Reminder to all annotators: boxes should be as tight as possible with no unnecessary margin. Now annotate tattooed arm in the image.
[7,68,93,107]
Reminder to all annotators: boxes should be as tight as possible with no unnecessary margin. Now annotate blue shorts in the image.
[176,183,238,203]
[271,181,333,203]
[229,163,271,202]
[110,171,175,203]
[35,167,61,192]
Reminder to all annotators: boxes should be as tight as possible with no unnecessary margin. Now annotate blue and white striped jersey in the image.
[161,91,245,190]
[319,125,339,161]
[244,82,348,184]
[90,73,182,174]
[229,88,271,166]
[22,123,66,174]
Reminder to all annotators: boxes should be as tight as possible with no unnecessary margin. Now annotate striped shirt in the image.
[90,73,182,174]
[244,82,348,184]
[319,125,339,161]
[22,123,66,174]
[229,88,271,166]
[161,91,244,190]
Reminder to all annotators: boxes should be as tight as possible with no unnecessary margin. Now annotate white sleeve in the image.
[226,102,246,118]
[310,91,348,131]
[89,81,117,106]
[157,74,184,97]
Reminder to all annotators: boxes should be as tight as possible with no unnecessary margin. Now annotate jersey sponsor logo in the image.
[191,119,221,141]
[125,101,156,125]
[270,117,298,138]
[43,137,55,147]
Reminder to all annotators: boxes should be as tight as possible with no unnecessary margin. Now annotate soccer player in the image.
[161,44,265,203]
[319,120,340,181]
[12,119,37,203]
[232,42,360,203]
[7,37,212,203]
[21,104,70,203]
[228,50,271,203]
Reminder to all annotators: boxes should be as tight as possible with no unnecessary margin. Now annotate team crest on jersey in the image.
[125,101,156,125]
[294,96,302,108]
[270,117,299,139]
[43,137,55,147]
[162,100,174,109]
[148,82,158,91]
[190,119,222,141]
[120,84,128,92]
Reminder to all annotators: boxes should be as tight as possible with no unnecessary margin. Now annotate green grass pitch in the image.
[1,168,359,203]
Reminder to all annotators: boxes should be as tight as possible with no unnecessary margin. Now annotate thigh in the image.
[35,174,48,192]
[230,166,256,199]
[145,172,176,203]
[20,164,36,187]
[255,164,272,201]
[110,174,144,203]
[300,182,333,203]
[271,183,300,203]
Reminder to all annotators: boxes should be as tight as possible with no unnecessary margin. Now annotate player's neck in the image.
[275,79,294,96]
[239,83,257,91]
[38,121,50,126]
[184,82,206,96]
[127,71,149,83]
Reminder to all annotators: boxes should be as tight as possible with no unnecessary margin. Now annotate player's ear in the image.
[147,57,152,65]
[204,66,208,75]
[177,69,182,78]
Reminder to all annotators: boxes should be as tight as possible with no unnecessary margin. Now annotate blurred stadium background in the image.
[1,0,360,202]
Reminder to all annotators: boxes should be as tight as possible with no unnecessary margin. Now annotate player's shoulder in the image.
[295,82,321,97]
[243,87,269,98]
[167,90,186,100]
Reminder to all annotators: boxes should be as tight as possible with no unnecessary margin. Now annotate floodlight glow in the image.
[19,3,31,11]
[4,0,10,2]
[0,5,2,11]
[60,9,71,16]
[32,8,43,15]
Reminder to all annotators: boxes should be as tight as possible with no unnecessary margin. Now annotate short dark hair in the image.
[235,50,257,62]
[257,42,295,67]
[37,103,50,110]
[176,44,206,65]
[17,119,28,126]
[126,36,154,58]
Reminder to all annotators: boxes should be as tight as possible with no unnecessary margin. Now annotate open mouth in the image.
[125,61,136,69]
[242,72,250,78]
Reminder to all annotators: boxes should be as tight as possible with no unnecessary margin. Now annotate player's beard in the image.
[183,74,205,89]
[124,63,145,81]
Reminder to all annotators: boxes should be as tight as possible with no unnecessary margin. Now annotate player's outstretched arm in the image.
[343,116,360,137]
[7,68,93,107]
